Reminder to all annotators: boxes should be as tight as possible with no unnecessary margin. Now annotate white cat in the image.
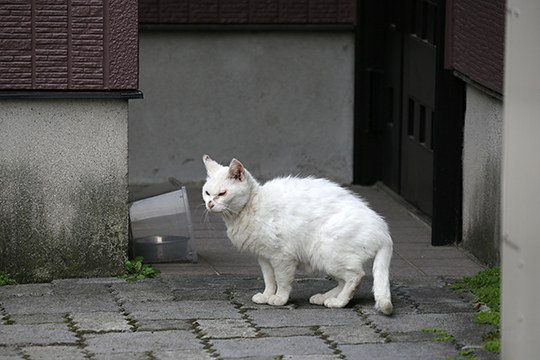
[202,155,393,315]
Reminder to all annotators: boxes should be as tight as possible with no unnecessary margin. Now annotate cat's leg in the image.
[252,257,277,304]
[267,258,296,306]
[324,270,364,308]
[309,281,345,305]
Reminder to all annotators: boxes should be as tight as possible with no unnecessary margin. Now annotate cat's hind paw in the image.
[375,299,393,315]
[309,294,326,305]
[252,293,269,304]
[323,297,348,308]
[267,294,288,306]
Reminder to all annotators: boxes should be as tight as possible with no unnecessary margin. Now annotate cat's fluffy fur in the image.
[202,155,393,314]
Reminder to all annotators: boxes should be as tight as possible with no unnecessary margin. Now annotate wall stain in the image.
[464,153,501,266]
[0,163,128,283]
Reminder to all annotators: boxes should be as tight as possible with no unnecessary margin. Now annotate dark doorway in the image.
[354,0,465,244]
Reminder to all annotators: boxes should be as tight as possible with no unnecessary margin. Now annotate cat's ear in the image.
[203,154,221,177]
[228,159,245,181]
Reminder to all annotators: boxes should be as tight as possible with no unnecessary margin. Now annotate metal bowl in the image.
[132,235,193,263]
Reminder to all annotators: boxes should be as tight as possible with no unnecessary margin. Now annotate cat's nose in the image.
[208,201,215,209]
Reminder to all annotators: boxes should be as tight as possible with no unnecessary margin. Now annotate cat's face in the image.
[202,155,251,215]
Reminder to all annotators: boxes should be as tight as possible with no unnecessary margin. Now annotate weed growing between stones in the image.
[225,289,263,337]
[0,272,16,286]
[120,256,160,281]
[190,319,221,359]
[445,348,477,360]
[0,303,15,325]
[421,329,477,360]
[354,308,391,343]
[312,325,345,359]
[421,328,455,343]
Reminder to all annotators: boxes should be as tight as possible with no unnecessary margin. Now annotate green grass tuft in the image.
[450,267,500,354]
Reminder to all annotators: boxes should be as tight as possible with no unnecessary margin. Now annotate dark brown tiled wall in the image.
[0,0,138,90]
[139,0,356,24]
[450,0,505,94]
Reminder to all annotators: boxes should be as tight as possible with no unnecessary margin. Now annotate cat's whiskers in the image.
[222,203,240,217]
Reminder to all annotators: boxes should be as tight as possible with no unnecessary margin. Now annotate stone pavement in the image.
[0,185,499,360]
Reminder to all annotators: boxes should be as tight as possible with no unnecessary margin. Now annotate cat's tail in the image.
[372,238,393,315]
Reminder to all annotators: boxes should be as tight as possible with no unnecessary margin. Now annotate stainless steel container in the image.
[129,182,196,263]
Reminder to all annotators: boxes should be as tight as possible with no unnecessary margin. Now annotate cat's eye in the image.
[204,190,210,196]
[218,191,227,197]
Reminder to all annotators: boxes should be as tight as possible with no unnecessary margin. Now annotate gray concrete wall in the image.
[0,99,129,283]
[129,31,355,185]
[462,85,503,265]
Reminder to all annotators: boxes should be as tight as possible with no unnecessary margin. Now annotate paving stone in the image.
[52,281,112,296]
[85,330,203,354]
[52,278,125,285]
[212,336,334,358]
[71,312,131,333]
[162,277,228,292]
[318,325,386,344]
[156,263,217,277]
[259,327,315,338]
[354,294,416,316]
[221,357,276,360]
[283,356,341,360]
[123,300,242,321]
[152,350,215,359]
[8,313,66,325]
[22,345,87,360]
[197,319,257,339]
[402,286,472,304]
[135,319,192,332]
[367,312,494,347]
[0,346,24,360]
[92,353,150,360]
[112,281,175,302]
[340,341,457,360]
[0,284,53,300]
[1,294,119,315]
[416,301,474,314]
[173,287,229,301]
[0,324,78,346]
[247,308,363,328]
[388,330,441,343]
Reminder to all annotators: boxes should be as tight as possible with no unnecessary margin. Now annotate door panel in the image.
[400,0,438,216]
[380,0,403,193]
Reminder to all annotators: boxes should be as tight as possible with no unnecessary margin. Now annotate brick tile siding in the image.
[450,0,505,94]
[138,0,356,24]
[0,0,138,91]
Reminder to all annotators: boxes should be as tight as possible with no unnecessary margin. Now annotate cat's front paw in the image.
[309,294,326,305]
[252,292,269,304]
[324,297,348,308]
[267,294,288,306]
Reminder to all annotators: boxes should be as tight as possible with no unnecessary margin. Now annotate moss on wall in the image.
[0,163,128,283]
